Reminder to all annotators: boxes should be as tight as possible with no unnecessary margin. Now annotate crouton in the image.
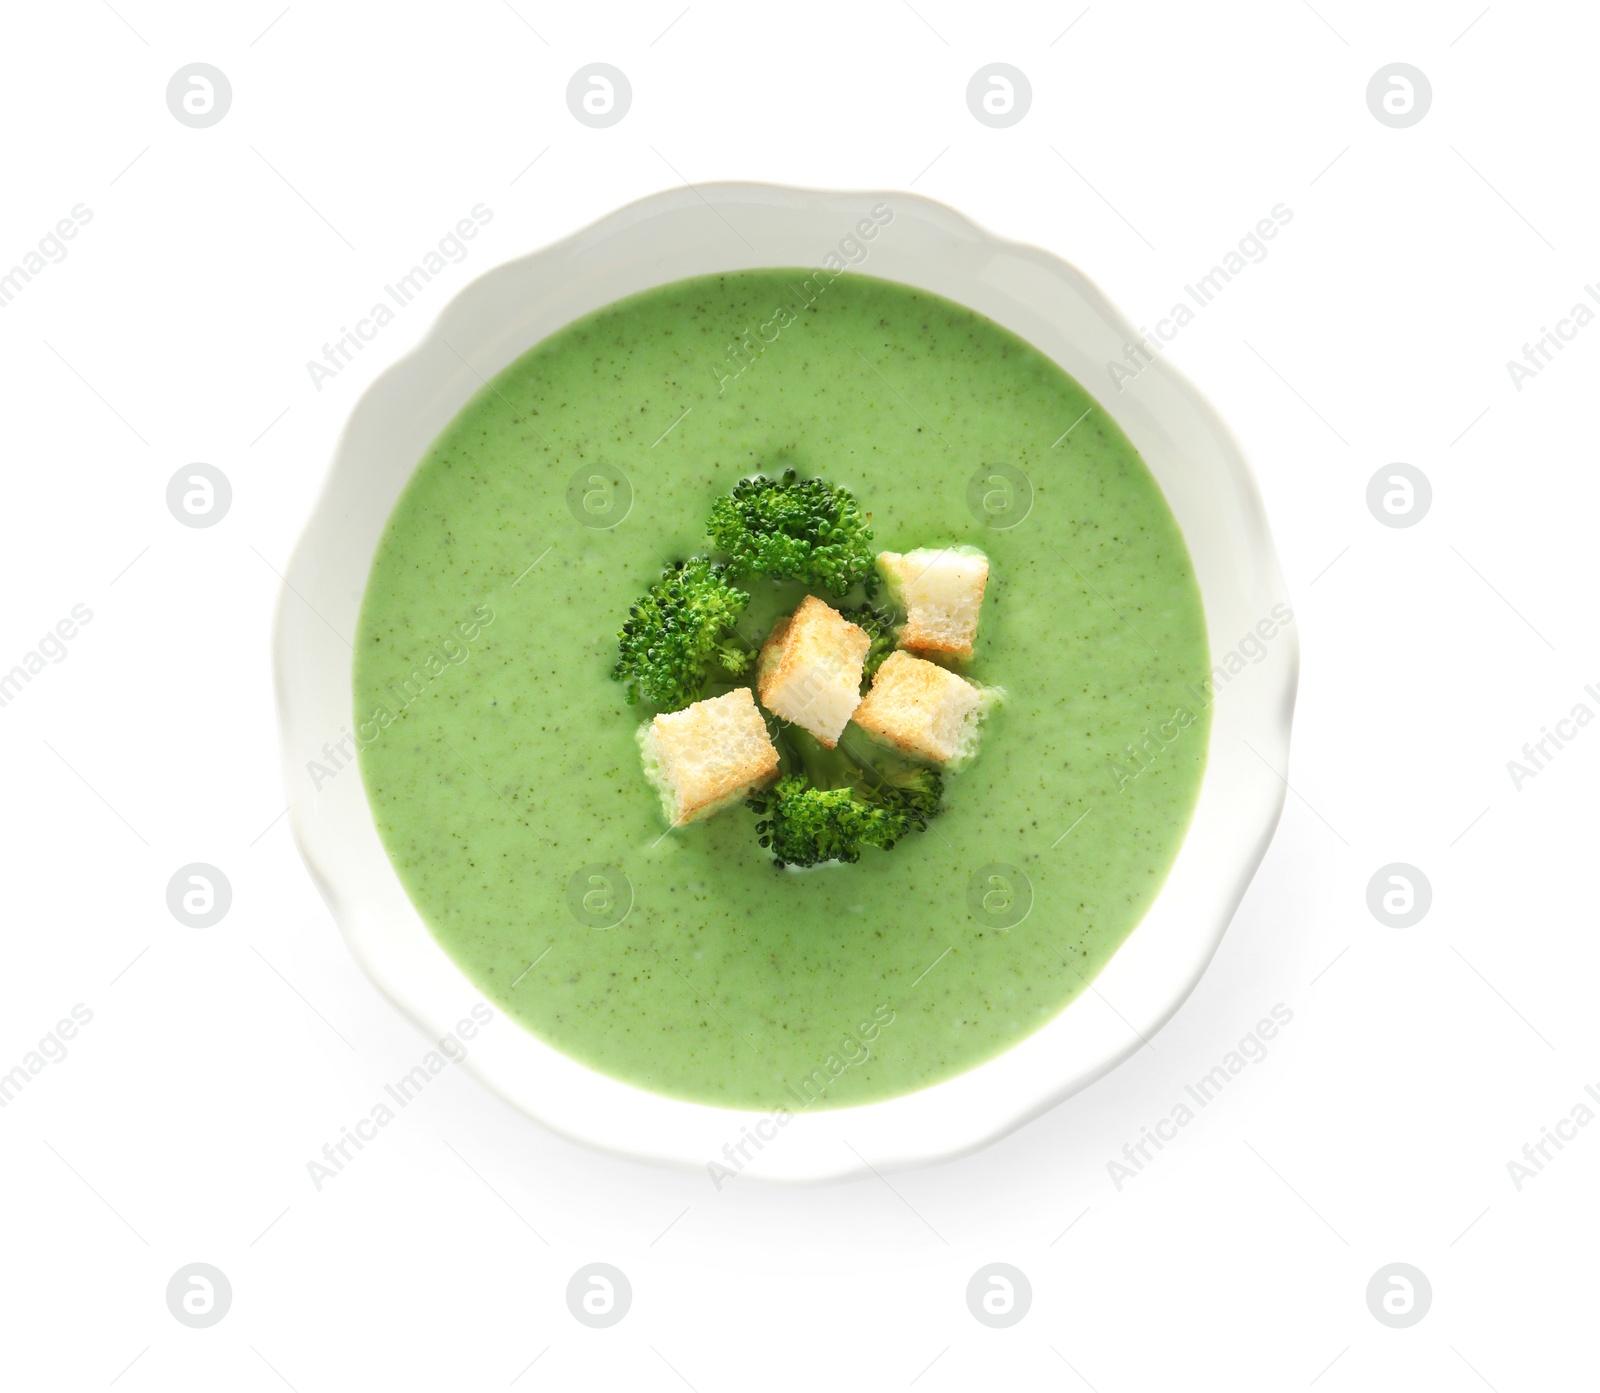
[638,688,780,826]
[755,614,791,690]
[877,546,989,660]
[755,595,870,748]
[851,650,998,768]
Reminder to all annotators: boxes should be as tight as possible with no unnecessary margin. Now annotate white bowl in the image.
[274,183,1296,1182]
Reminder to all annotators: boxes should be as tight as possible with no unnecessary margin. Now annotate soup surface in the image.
[354,269,1210,1110]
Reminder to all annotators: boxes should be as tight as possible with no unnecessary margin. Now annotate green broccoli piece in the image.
[748,778,875,867]
[611,558,751,710]
[706,468,876,596]
[748,728,943,867]
[838,603,897,687]
[855,758,943,829]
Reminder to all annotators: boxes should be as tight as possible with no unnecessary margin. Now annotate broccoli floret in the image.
[748,728,943,867]
[611,558,751,710]
[856,759,943,829]
[706,468,876,596]
[749,778,875,867]
[838,603,897,688]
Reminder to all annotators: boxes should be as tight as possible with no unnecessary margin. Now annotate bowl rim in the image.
[273,179,1298,1183]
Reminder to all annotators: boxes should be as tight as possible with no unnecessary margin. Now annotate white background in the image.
[2,1,1595,1388]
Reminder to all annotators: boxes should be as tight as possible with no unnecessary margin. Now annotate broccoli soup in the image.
[354,268,1210,1111]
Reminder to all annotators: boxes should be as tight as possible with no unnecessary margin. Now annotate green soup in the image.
[354,269,1210,1111]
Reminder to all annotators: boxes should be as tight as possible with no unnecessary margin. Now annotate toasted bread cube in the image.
[878,546,989,660]
[756,595,870,748]
[755,614,791,690]
[851,650,996,768]
[638,688,780,826]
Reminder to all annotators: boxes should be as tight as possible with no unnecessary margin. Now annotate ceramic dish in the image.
[273,183,1296,1181]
